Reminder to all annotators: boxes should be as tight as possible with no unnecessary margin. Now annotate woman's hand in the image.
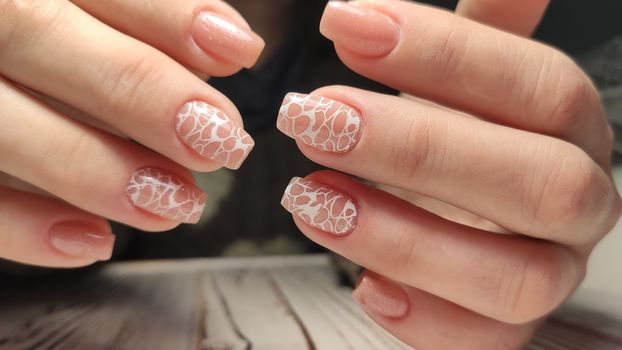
[278,0,621,348]
[0,0,263,267]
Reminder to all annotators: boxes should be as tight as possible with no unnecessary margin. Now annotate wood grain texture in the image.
[0,255,620,350]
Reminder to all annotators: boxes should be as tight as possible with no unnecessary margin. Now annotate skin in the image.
[280,0,620,349]
[0,0,619,348]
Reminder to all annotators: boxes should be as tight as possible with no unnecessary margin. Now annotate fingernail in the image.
[353,274,410,319]
[48,221,115,261]
[320,1,400,57]
[127,167,207,224]
[192,11,265,68]
[277,93,362,153]
[176,101,254,170]
[281,177,358,236]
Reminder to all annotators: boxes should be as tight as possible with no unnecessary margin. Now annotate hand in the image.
[277,0,621,348]
[0,0,263,267]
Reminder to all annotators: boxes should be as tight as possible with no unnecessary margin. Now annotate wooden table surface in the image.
[0,255,620,350]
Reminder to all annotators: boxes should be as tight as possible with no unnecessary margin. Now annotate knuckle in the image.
[44,131,95,191]
[498,250,572,323]
[528,146,598,235]
[377,223,426,276]
[420,18,470,86]
[545,55,595,133]
[101,53,162,117]
[388,114,439,183]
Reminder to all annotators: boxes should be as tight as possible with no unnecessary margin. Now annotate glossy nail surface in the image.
[176,101,254,169]
[320,1,400,57]
[49,221,115,261]
[281,177,358,236]
[192,11,265,68]
[353,274,410,319]
[277,93,362,153]
[127,168,207,223]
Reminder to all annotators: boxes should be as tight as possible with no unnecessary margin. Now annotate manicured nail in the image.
[353,274,410,319]
[192,11,265,68]
[320,1,400,57]
[176,101,254,170]
[281,177,358,236]
[48,221,115,261]
[277,93,362,153]
[127,167,207,224]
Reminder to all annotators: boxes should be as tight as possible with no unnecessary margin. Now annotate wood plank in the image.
[0,255,620,350]
[208,269,312,350]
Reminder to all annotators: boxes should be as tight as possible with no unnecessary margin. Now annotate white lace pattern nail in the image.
[281,177,358,236]
[176,101,254,169]
[277,93,361,153]
[127,168,207,224]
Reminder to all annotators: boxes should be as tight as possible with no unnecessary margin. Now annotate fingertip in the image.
[48,220,116,262]
[191,11,265,69]
[320,0,400,57]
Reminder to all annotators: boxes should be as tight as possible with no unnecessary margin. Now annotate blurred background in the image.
[1,0,621,315]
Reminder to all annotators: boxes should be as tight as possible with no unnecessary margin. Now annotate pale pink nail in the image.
[277,93,362,153]
[281,177,358,236]
[353,274,410,319]
[192,11,265,68]
[48,221,115,261]
[320,1,400,57]
[176,101,254,170]
[127,168,207,224]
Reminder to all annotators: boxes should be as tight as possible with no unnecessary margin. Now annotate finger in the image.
[276,88,620,245]
[0,78,206,231]
[71,0,265,75]
[352,272,536,350]
[319,0,611,163]
[456,0,550,36]
[0,186,115,268]
[0,0,254,171]
[280,171,584,323]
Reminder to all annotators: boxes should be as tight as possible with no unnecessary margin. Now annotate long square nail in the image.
[127,167,207,224]
[176,101,254,170]
[281,177,358,236]
[277,93,362,153]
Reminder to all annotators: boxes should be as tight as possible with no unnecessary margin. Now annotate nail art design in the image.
[277,93,362,153]
[281,177,358,236]
[127,168,207,223]
[176,101,254,169]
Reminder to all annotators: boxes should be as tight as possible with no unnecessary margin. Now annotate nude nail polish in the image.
[353,274,410,319]
[277,93,362,153]
[48,221,115,261]
[176,101,254,170]
[281,177,358,236]
[192,11,265,68]
[127,167,207,224]
[320,1,400,57]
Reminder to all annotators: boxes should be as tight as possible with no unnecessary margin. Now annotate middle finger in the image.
[0,0,253,171]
